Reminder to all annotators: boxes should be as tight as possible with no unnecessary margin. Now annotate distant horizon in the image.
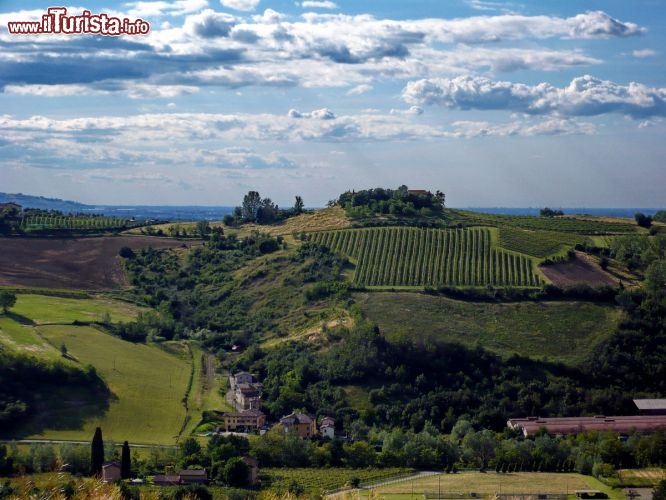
[1,1,665,208]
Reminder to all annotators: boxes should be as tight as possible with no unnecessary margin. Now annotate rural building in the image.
[235,383,263,410]
[178,469,208,485]
[229,371,263,410]
[233,371,255,386]
[101,462,121,483]
[279,412,317,438]
[242,456,259,486]
[320,416,336,439]
[633,399,666,415]
[153,475,180,486]
[219,409,266,432]
[507,415,666,437]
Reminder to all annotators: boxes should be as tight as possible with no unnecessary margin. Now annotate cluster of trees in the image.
[635,212,653,228]
[540,208,564,217]
[335,186,445,218]
[224,191,305,226]
[0,350,109,432]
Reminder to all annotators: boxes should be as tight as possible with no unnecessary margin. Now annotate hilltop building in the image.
[279,412,317,438]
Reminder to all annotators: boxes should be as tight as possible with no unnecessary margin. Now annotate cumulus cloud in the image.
[288,108,336,119]
[403,75,666,119]
[220,0,260,11]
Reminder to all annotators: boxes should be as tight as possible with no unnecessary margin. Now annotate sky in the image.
[1,0,665,208]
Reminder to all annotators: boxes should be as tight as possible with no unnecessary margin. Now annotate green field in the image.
[33,325,191,444]
[0,294,195,444]
[11,293,147,325]
[352,472,623,500]
[309,227,541,288]
[355,292,621,364]
[21,214,135,232]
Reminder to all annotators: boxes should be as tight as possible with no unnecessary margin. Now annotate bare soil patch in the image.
[0,236,190,290]
[540,251,619,287]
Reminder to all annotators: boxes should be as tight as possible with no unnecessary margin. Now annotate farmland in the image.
[309,227,541,288]
[355,292,621,364]
[20,214,137,233]
[347,471,623,500]
[446,209,638,234]
[498,226,588,258]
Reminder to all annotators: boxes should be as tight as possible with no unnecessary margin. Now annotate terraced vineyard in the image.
[498,226,588,258]
[309,227,541,287]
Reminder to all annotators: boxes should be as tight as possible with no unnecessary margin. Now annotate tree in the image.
[120,441,131,479]
[294,195,304,215]
[90,427,104,476]
[196,220,210,239]
[241,191,263,222]
[222,456,250,487]
[635,212,653,228]
[0,291,16,314]
[118,246,135,259]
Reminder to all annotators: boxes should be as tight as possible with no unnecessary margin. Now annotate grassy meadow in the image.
[35,325,192,444]
[0,293,197,444]
[355,292,621,364]
[10,293,147,324]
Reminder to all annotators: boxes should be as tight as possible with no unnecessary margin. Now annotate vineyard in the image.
[498,226,588,258]
[21,215,137,232]
[446,209,638,234]
[309,227,542,288]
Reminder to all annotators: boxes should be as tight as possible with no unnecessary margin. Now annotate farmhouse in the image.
[219,409,266,432]
[279,412,317,438]
[101,462,121,483]
[507,415,666,437]
[230,371,263,410]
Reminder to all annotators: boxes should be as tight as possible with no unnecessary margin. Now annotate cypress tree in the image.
[120,441,131,479]
[90,427,104,476]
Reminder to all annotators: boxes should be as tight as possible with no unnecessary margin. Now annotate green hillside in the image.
[0,294,194,444]
[309,227,542,288]
[355,292,621,365]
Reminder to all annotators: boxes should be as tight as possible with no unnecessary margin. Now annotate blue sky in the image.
[1,0,664,207]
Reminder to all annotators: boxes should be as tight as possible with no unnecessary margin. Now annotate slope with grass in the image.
[0,293,195,444]
[355,292,621,365]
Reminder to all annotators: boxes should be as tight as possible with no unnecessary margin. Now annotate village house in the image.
[320,416,335,439]
[101,462,121,484]
[279,412,317,438]
[230,371,263,410]
[219,409,266,432]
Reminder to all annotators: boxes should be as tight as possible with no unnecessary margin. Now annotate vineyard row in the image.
[309,227,541,288]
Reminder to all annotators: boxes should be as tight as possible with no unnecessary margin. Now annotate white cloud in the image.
[632,49,658,58]
[220,0,260,12]
[403,75,666,119]
[125,0,209,18]
[301,1,337,9]
[347,84,373,95]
